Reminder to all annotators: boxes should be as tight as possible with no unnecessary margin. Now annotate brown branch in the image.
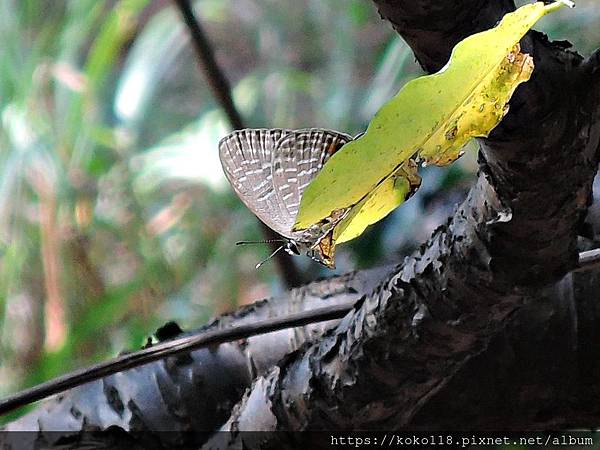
[208,0,600,439]
[0,301,354,417]
[3,269,383,435]
[172,0,243,129]
[6,253,600,438]
[5,1,599,441]
[3,245,599,418]
[171,0,304,288]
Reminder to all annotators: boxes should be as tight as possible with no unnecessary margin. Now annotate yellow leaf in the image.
[294,1,571,234]
[334,161,421,244]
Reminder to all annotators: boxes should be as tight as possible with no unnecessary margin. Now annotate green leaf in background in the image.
[294,0,573,250]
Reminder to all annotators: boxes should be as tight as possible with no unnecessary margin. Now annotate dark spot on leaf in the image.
[445,126,458,141]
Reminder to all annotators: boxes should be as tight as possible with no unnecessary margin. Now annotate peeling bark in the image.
[2,270,389,448]
[3,1,600,448]
[210,0,600,443]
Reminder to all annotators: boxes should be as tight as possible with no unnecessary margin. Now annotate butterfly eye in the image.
[219,128,352,269]
[288,241,300,255]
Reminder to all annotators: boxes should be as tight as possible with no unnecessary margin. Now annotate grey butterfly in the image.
[218,128,352,268]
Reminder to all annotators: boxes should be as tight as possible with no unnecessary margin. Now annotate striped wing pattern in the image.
[219,128,351,241]
[272,129,352,226]
[219,129,293,236]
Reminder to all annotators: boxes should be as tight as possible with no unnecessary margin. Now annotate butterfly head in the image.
[284,238,335,269]
[283,240,301,256]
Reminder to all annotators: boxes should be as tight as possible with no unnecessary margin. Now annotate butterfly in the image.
[218,128,353,268]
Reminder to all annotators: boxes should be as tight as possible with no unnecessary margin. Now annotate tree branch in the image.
[0,303,353,417]
[3,246,598,419]
[3,269,391,439]
[171,0,304,288]
[7,261,600,446]
[584,47,600,80]
[373,0,516,73]
[209,0,600,441]
[172,0,243,129]
[4,2,600,446]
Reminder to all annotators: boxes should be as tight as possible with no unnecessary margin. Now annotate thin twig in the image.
[0,301,356,417]
[172,0,304,287]
[3,248,599,417]
[575,248,600,272]
[172,0,243,129]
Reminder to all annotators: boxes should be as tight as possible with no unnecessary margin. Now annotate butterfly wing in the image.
[219,128,297,237]
[272,128,352,227]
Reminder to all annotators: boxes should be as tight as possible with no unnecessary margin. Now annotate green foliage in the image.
[0,0,409,414]
[0,0,596,422]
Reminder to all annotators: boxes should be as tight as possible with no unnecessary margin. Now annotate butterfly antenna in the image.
[236,239,286,246]
[255,245,285,270]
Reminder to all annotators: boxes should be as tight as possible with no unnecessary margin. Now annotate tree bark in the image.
[2,270,390,447]
[3,1,600,448]
[208,0,600,443]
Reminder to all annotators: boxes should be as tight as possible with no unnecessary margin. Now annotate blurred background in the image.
[0,0,598,421]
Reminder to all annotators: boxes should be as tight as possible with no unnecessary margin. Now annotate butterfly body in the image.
[219,128,352,268]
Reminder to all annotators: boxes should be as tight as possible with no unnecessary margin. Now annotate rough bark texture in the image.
[3,0,600,448]
[2,269,389,448]
[209,0,600,444]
